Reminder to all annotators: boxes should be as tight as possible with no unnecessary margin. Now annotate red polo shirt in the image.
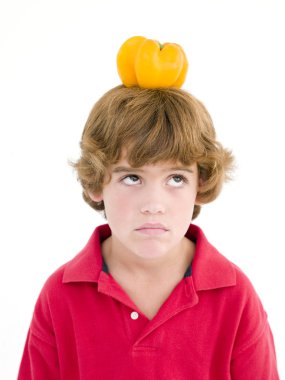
[18,224,279,379]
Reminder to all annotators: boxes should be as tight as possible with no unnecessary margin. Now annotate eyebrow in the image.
[112,166,194,174]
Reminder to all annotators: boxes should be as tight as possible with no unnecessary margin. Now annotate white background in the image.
[1,0,284,378]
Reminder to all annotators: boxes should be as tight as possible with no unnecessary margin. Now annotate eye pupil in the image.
[169,175,187,187]
[122,175,140,185]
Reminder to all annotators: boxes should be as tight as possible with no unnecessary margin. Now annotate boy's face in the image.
[91,156,200,261]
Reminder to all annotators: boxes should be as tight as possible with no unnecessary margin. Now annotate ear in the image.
[88,192,103,203]
[194,196,203,206]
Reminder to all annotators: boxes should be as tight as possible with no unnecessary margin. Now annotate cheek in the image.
[104,189,135,218]
[171,193,196,218]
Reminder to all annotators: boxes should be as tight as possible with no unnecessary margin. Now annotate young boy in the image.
[18,85,279,379]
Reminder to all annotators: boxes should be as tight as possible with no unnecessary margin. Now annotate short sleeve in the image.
[17,287,60,379]
[230,268,279,379]
[231,322,279,379]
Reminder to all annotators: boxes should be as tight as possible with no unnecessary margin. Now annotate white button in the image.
[130,311,139,320]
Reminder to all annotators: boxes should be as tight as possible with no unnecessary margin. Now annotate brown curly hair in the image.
[72,85,234,219]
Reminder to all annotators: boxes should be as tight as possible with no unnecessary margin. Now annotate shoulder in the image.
[38,224,109,300]
[190,224,267,325]
[232,263,261,298]
[33,262,70,314]
[230,262,267,322]
[189,224,264,299]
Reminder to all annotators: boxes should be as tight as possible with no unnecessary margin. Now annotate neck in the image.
[101,236,195,281]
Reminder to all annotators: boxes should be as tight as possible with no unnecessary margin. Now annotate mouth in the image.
[135,223,169,236]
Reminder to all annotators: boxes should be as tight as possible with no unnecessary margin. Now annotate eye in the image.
[121,175,141,186]
[167,175,188,187]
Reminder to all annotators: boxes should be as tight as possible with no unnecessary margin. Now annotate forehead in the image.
[110,157,197,174]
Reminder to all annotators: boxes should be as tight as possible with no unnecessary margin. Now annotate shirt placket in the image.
[97,271,150,343]
[98,270,199,346]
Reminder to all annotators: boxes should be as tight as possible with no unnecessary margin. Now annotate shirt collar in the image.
[63,223,236,290]
[187,224,236,290]
[62,224,109,283]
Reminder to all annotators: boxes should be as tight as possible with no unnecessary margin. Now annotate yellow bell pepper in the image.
[117,36,188,89]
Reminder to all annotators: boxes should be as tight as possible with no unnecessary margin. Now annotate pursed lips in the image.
[135,223,169,235]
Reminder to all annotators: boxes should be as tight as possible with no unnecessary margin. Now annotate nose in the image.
[140,192,166,215]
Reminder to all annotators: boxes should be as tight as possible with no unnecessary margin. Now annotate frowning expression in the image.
[92,158,199,261]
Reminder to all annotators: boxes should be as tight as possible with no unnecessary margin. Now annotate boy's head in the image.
[73,85,234,219]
